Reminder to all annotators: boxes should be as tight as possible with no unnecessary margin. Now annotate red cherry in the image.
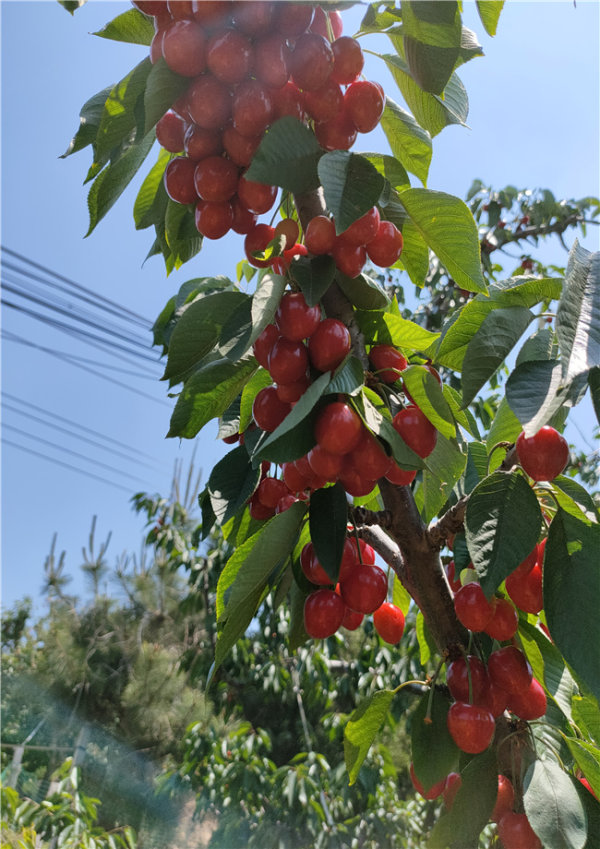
[409,762,446,800]
[453,583,493,632]
[331,36,364,85]
[183,124,222,161]
[232,80,275,138]
[366,220,404,267]
[338,466,376,498]
[164,157,197,205]
[331,237,366,278]
[385,462,416,486]
[301,542,332,586]
[256,476,290,510]
[341,604,364,631]
[491,776,515,823]
[276,374,310,404]
[447,702,496,754]
[315,109,358,151]
[344,80,385,133]
[310,6,343,40]
[342,206,380,246]
[253,324,279,369]
[275,292,321,341]
[274,219,300,251]
[248,492,275,521]
[304,215,336,255]
[516,426,569,481]
[373,602,405,644]
[275,2,314,36]
[304,588,345,639]
[231,197,258,234]
[505,564,543,615]
[191,1,230,29]
[194,200,233,239]
[162,19,206,77]
[290,33,334,91]
[484,597,519,641]
[304,80,344,122]
[244,223,275,268]
[276,493,297,514]
[392,405,437,458]
[579,777,598,800]
[238,176,278,215]
[443,773,462,810]
[339,563,388,614]
[156,111,186,153]
[295,455,328,492]
[206,27,253,84]
[186,74,232,129]
[369,344,407,383]
[314,401,363,455]
[252,386,291,432]
[268,338,309,385]
[446,655,489,705]
[339,538,360,581]
[150,26,167,63]
[166,0,193,20]
[506,677,547,720]
[497,812,542,849]
[345,428,392,481]
[481,677,509,718]
[222,125,261,168]
[132,0,167,14]
[194,156,239,202]
[445,560,462,594]
[231,0,275,37]
[308,318,351,372]
[282,460,311,496]
[307,444,344,481]
[253,33,291,89]
[272,82,306,122]
[487,646,533,696]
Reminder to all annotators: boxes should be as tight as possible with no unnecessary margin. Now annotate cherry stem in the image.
[487,441,513,476]
[393,679,429,695]
[424,657,446,723]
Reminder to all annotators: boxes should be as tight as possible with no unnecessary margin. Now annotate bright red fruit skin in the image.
[516,426,569,481]
[252,386,290,432]
[206,28,253,84]
[194,156,239,202]
[392,405,437,458]
[447,701,495,754]
[409,763,446,800]
[366,220,404,267]
[453,582,493,632]
[497,812,542,849]
[331,238,366,278]
[331,36,364,84]
[491,775,515,823]
[304,80,343,122]
[290,33,334,91]
[443,773,462,810]
[186,74,232,129]
[342,206,380,246]
[338,467,376,498]
[341,605,364,631]
[446,655,488,705]
[276,375,310,404]
[484,597,519,641]
[272,82,305,122]
[268,338,309,385]
[506,564,543,614]
[252,324,279,369]
[339,564,388,614]
[373,603,405,644]
[305,215,336,254]
[506,677,547,720]
[162,19,206,77]
[194,200,233,239]
[344,80,385,132]
[222,125,261,168]
[164,157,198,205]
[156,111,186,152]
[238,177,278,215]
[300,542,332,586]
[304,589,345,638]
[307,444,343,481]
[315,110,358,151]
[245,224,275,268]
[346,429,392,481]
[231,0,275,36]
[248,492,275,521]
[308,318,351,372]
[369,344,407,383]
[282,460,311,496]
[275,2,315,37]
[232,80,274,138]
[314,402,363,455]
[385,462,416,486]
[275,292,321,341]
[257,477,290,510]
[487,646,533,696]
[231,197,258,235]
[184,124,222,161]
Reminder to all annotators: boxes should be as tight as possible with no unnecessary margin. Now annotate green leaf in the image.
[360,390,425,469]
[336,271,391,310]
[556,241,600,383]
[309,483,348,584]
[344,690,395,785]
[476,1,505,36]
[208,445,260,526]
[86,131,155,237]
[486,397,522,453]
[326,356,365,396]
[363,152,410,192]
[163,199,202,269]
[523,759,587,849]
[143,58,189,135]
[465,470,542,596]
[58,0,87,13]
[318,152,385,235]
[428,749,498,849]
[94,58,152,162]
[461,306,534,406]
[415,609,436,665]
[168,357,257,439]
[382,312,440,352]
[565,739,600,800]
[61,85,112,158]
[399,188,487,294]
[401,1,462,95]
[93,8,154,45]
[411,688,459,791]
[402,366,455,438]
[392,574,412,616]
[444,385,481,439]
[396,216,430,286]
[380,98,432,185]
[422,433,467,520]
[239,369,273,433]
[133,147,169,230]
[552,476,599,525]
[572,694,600,746]
[290,255,335,307]
[506,359,564,435]
[163,291,248,385]
[545,510,600,703]
[519,620,576,721]
[245,116,323,194]
[589,367,600,425]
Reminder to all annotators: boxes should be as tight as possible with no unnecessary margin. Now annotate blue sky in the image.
[1,1,599,611]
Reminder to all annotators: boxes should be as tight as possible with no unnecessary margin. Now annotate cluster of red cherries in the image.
[133,0,402,277]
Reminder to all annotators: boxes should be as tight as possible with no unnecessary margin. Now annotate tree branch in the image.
[427,495,468,549]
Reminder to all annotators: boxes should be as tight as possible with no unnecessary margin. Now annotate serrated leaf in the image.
[465,470,543,596]
[572,694,600,746]
[382,313,439,352]
[552,476,599,525]
[412,688,459,791]
[208,445,260,526]
[506,359,564,435]
[290,255,335,306]
[545,510,600,703]
[336,271,390,310]
[422,433,467,520]
[318,151,385,235]
[476,1,504,36]
[326,356,365,396]
[380,98,432,185]
[401,1,462,95]
[397,216,430,286]
[565,739,600,800]
[519,620,576,721]
[143,58,189,135]
[245,116,322,194]
[133,147,169,229]
[402,366,455,438]
[392,574,412,615]
[168,357,257,439]
[556,241,600,383]
[461,306,534,406]
[485,397,522,453]
[95,58,151,162]
[363,152,410,192]
[309,483,348,584]
[523,759,587,849]
[443,385,481,439]
[93,8,154,45]
[344,690,395,785]
[61,86,113,158]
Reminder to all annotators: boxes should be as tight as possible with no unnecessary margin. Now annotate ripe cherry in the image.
[447,701,496,754]
[194,200,233,239]
[445,560,462,594]
[506,677,547,720]
[366,220,404,267]
[256,476,290,510]
[491,776,515,823]
[305,215,336,255]
[505,564,543,614]
[304,80,344,122]
[385,462,416,486]
[254,34,291,89]
[184,124,222,160]
[410,763,446,800]
[314,401,363,455]
[497,812,542,849]
[192,1,230,29]
[453,582,493,632]
[237,176,278,215]
[275,2,314,37]
[275,292,321,341]
[373,602,405,644]
[487,646,532,696]
[276,493,297,514]
[341,604,364,631]
[308,318,352,372]
[331,36,364,85]
[310,6,343,40]
[252,386,291,432]
[272,82,306,122]
[244,223,275,268]
[164,157,198,205]
[290,33,334,91]
[331,237,367,278]
[446,655,489,705]
[162,19,207,77]
[307,444,344,481]
[484,597,519,641]
[232,80,275,138]
[231,197,258,235]
[342,206,380,246]
[194,156,239,202]
[132,0,167,14]
[516,426,569,481]
[346,428,392,481]
[369,344,407,383]
[268,337,309,385]
[155,111,186,153]
[248,492,275,521]
[443,773,462,810]
[231,0,275,37]
[301,542,332,586]
[339,563,388,614]
[273,219,300,251]
[206,28,253,84]
[252,324,279,369]
[338,466,376,498]
[282,460,311,496]
[392,405,437,458]
[186,74,232,129]
[304,588,345,639]
[222,125,261,168]
[167,1,194,20]
[315,109,358,151]
[276,374,310,404]
[344,80,385,133]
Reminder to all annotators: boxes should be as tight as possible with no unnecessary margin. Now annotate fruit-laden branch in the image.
[427,495,469,549]
[482,211,597,255]
[294,189,467,655]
